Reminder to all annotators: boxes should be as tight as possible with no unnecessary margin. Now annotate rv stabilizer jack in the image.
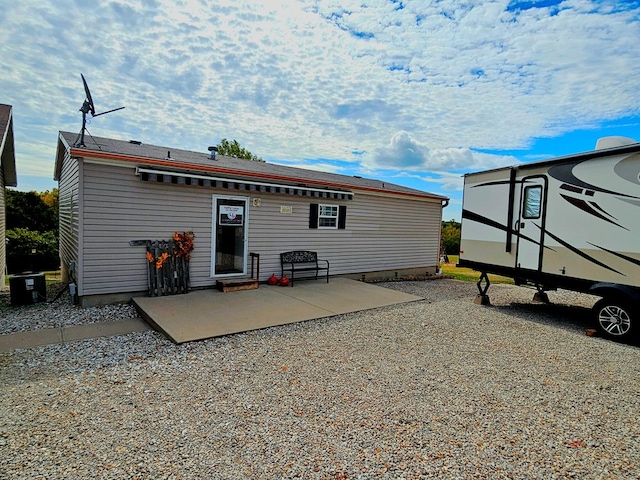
[474,272,491,305]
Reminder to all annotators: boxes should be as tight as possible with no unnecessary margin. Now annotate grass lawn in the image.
[5,262,513,289]
[441,255,514,284]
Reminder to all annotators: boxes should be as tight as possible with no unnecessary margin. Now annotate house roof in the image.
[55,131,448,203]
[0,104,17,187]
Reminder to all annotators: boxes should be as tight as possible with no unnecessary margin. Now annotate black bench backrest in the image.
[281,251,318,263]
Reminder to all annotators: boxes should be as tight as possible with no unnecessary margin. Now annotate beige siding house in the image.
[1,104,17,289]
[54,132,449,306]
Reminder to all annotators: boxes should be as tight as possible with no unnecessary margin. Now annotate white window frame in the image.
[318,204,339,229]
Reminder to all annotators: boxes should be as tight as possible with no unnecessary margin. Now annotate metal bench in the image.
[280,251,330,286]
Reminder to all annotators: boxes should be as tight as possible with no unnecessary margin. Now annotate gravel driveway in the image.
[1,279,639,479]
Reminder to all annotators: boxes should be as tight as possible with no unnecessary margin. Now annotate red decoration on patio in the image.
[279,275,290,286]
[267,273,278,285]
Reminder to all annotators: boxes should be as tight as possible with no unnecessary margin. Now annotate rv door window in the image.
[523,185,542,219]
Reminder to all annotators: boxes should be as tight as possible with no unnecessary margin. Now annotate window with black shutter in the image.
[310,203,346,229]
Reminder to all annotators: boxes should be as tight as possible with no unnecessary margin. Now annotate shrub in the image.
[6,228,59,274]
[441,223,461,255]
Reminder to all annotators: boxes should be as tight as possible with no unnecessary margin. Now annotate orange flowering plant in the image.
[146,231,194,269]
[147,251,170,269]
[156,252,169,269]
[173,231,195,260]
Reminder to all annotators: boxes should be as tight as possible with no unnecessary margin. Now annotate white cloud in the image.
[0,0,639,192]
[416,172,467,192]
[270,160,347,175]
[366,130,519,172]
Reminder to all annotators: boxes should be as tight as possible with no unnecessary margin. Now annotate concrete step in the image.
[216,278,259,292]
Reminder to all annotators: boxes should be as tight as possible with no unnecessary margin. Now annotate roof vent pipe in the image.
[208,146,218,160]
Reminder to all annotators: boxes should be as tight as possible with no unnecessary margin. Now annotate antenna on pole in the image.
[74,74,125,147]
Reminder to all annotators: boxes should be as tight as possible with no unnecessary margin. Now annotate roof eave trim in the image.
[54,132,73,181]
[1,110,17,187]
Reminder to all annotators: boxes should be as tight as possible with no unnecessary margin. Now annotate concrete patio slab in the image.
[133,277,423,343]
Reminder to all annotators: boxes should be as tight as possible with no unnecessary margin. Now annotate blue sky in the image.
[2,0,639,221]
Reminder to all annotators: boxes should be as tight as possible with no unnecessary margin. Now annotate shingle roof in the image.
[0,104,17,187]
[58,131,447,201]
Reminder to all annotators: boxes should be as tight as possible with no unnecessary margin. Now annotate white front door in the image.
[212,195,249,277]
[516,176,547,271]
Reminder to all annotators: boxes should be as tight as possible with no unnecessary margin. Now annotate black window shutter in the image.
[309,203,319,229]
[338,205,347,229]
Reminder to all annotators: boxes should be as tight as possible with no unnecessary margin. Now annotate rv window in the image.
[523,186,542,219]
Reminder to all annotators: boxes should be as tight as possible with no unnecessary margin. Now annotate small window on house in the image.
[318,204,338,228]
[523,185,542,219]
[309,203,347,229]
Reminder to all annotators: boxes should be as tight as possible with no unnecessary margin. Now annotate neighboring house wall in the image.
[77,161,442,300]
[57,149,81,286]
[0,165,5,287]
[1,103,17,289]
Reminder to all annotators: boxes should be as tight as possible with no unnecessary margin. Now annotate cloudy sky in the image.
[2,0,639,220]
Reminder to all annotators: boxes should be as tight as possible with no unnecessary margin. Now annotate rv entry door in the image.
[515,176,547,271]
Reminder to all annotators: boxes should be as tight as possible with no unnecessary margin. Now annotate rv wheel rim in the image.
[598,305,631,336]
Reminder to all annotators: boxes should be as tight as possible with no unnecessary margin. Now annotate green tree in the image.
[39,188,59,221]
[441,219,461,256]
[6,189,57,232]
[5,189,59,273]
[216,138,264,162]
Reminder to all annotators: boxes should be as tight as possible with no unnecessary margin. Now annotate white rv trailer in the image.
[459,137,640,341]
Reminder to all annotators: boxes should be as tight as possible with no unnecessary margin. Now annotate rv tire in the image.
[593,298,636,341]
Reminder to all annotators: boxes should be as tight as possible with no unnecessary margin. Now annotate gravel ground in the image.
[0,285,138,335]
[1,279,639,479]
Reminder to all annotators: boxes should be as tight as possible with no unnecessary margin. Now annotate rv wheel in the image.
[593,299,635,341]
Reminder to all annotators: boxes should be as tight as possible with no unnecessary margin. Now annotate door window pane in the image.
[523,186,542,219]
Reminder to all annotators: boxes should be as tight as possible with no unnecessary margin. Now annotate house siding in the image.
[58,149,80,287]
[248,193,442,278]
[81,162,214,295]
[79,162,443,297]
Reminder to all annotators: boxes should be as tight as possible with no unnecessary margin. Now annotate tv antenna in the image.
[74,73,125,147]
